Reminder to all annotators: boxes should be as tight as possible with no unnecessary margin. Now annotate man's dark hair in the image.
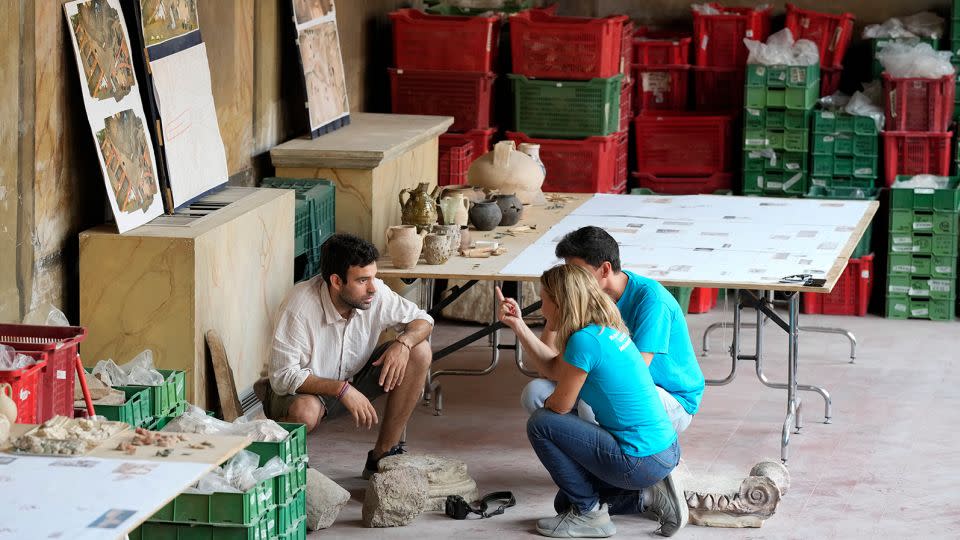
[555,226,621,273]
[320,233,380,284]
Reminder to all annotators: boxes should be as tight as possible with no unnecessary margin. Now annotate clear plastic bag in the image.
[252,456,291,484]
[877,42,954,79]
[91,350,164,387]
[844,91,885,131]
[187,451,289,494]
[232,412,291,442]
[0,344,36,371]
[817,92,851,111]
[864,13,945,39]
[222,449,260,492]
[161,405,235,435]
[894,175,952,189]
[744,28,819,66]
[21,303,70,326]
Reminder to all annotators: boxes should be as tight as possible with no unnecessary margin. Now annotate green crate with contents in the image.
[274,460,308,504]
[277,518,307,540]
[809,109,880,187]
[885,296,955,320]
[136,506,278,540]
[742,171,808,197]
[262,177,336,267]
[744,107,812,130]
[91,385,153,427]
[871,36,940,79]
[247,423,308,466]
[148,477,275,527]
[744,63,820,110]
[509,74,623,138]
[276,490,306,536]
[743,148,807,174]
[805,186,879,258]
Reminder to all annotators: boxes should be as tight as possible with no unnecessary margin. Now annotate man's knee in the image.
[521,378,556,414]
[285,395,324,432]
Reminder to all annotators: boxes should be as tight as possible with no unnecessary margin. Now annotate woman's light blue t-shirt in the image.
[617,271,705,415]
[563,325,677,457]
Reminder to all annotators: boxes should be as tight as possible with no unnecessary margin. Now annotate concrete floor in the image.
[305,305,960,539]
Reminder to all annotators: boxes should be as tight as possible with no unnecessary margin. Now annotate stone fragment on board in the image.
[305,467,350,531]
[379,453,480,511]
[362,467,428,527]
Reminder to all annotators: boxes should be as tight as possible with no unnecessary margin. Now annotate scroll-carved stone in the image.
[379,453,480,512]
[677,460,789,528]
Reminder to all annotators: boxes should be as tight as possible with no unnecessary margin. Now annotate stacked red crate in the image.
[632,111,735,193]
[505,132,626,194]
[802,254,874,316]
[631,27,691,113]
[880,73,955,185]
[784,4,855,97]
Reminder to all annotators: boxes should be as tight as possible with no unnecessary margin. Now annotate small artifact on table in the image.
[462,248,492,258]
[467,199,502,231]
[385,225,426,269]
[493,193,523,226]
[423,232,451,265]
[398,182,440,232]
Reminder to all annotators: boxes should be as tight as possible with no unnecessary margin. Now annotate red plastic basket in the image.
[438,137,473,187]
[620,20,634,74]
[0,324,87,421]
[0,352,47,424]
[821,65,842,97]
[882,74,956,133]
[802,254,874,316]
[506,131,620,193]
[510,11,628,79]
[633,28,691,66]
[620,76,634,129]
[692,4,772,67]
[882,131,952,186]
[784,4,854,69]
[631,172,733,195]
[633,64,690,111]
[389,9,500,72]
[440,128,496,158]
[692,66,745,111]
[615,129,629,192]
[688,288,719,314]
[633,111,734,176]
[389,69,495,132]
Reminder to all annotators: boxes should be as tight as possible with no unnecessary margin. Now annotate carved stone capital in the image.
[679,460,789,528]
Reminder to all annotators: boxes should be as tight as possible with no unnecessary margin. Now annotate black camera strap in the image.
[445,491,516,519]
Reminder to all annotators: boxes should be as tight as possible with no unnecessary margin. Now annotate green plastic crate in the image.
[833,133,853,155]
[262,178,336,260]
[125,369,186,418]
[889,232,959,256]
[277,518,306,540]
[887,275,955,300]
[890,177,960,211]
[275,460,308,504]
[805,185,878,258]
[743,171,808,196]
[664,286,692,314]
[812,110,877,135]
[809,176,876,190]
[247,423,307,466]
[872,37,940,78]
[886,296,955,320]
[276,490,306,536]
[782,129,808,152]
[95,386,152,427]
[149,477,274,526]
[746,64,818,89]
[853,133,878,157]
[138,507,277,540]
[744,107,765,129]
[890,209,958,235]
[509,74,623,138]
[888,253,957,278]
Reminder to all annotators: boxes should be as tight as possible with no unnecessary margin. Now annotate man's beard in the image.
[340,291,373,310]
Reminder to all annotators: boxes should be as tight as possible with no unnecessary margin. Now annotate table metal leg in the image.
[514,284,540,377]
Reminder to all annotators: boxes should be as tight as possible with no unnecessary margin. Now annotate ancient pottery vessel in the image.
[468,199,502,231]
[433,224,460,258]
[467,140,544,204]
[438,193,470,227]
[386,225,426,269]
[399,182,440,231]
[0,383,16,425]
[423,232,451,265]
[493,193,523,226]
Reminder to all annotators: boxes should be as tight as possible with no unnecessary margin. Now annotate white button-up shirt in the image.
[267,276,434,395]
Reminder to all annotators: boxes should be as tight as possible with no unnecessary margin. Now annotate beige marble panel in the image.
[0,1,20,322]
[275,165,374,249]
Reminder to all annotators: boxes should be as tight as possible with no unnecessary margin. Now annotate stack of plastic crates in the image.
[784,4,854,97]
[801,186,878,316]
[507,10,630,193]
[953,0,960,121]
[809,109,880,189]
[262,177,336,282]
[880,73,955,185]
[885,177,959,321]
[83,366,187,428]
[691,3,771,112]
[133,423,309,540]
[742,62,820,196]
[631,27,691,113]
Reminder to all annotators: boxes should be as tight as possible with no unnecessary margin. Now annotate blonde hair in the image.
[540,264,628,352]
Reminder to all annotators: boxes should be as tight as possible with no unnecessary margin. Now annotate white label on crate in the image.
[56,370,66,380]
[768,154,778,166]
[914,221,933,230]
[861,270,870,279]
[701,36,709,50]
[892,236,912,244]
[935,265,953,274]
[486,28,493,52]
[892,264,916,273]
[822,111,835,119]
[831,27,843,50]
[801,18,811,29]
[642,72,671,93]
[748,150,763,159]
[745,29,754,38]
[823,135,835,142]
[911,307,929,317]
[812,178,825,186]
[747,108,761,117]
[767,181,784,189]
[889,90,897,117]
[783,173,803,190]
[789,68,804,84]
[929,280,952,293]
[855,168,874,175]
[917,188,935,194]
[555,82,564,88]
[757,175,765,188]
[19,388,29,401]
[894,303,908,312]
[745,138,768,147]
[889,285,910,294]
[909,286,929,296]
[786,162,800,170]
[891,245,921,253]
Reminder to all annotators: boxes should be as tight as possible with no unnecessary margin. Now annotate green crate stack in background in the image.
[885,177,960,321]
[809,109,879,189]
[262,177,337,282]
[508,74,623,139]
[742,63,819,197]
[805,185,879,259]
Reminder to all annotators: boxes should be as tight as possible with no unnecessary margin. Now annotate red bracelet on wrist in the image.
[336,381,350,400]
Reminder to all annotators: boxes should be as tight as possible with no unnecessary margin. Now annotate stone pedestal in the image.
[379,453,480,512]
[677,460,790,528]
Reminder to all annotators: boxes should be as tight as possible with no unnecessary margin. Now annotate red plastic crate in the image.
[506,131,620,193]
[633,64,690,111]
[615,129,629,192]
[802,254,874,316]
[389,69,495,132]
[882,74,956,133]
[882,131,952,186]
[440,128,496,159]
[632,172,733,195]
[692,4,772,67]
[389,9,500,72]
[633,28,691,66]
[784,4,854,69]
[633,111,734,176]
[0,352,46,424]
[692,66,745,111]
[0,324,87,421]
[821,65,842,97]
[688,287,719,314]
[620,76,633,129]
[438,137,473,187]
[510,11,628,79]
[620,20,634,74]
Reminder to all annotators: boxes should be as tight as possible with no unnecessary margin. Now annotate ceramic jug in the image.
[386,225,426,269]
[0,383,17,424]
[439,194,470,227]
[441,184,487,204]
[423,232,451,265]
[467,140,545,204]
[518,142,546,177]
[399,182,440,231]
[433,224,460,258]
[494,193,523,226]
[469,198,502,231]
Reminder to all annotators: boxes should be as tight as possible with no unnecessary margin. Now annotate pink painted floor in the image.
[304,306,960,539]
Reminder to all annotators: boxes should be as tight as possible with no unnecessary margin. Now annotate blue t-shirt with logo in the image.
[563,325,677,457]
[616,271,705,415]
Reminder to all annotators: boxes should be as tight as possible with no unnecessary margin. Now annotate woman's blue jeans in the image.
[527,407,680,514]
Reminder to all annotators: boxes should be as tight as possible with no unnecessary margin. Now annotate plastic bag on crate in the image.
[252,456,292,484]
[692,3,770,16]
[817,92,850,111]
[21,303,70,326]
[864,13,944,39]
[162,404,235,434]
[0,344,36,371]
[877,42,954,78]
[744,28,819,66]
[845,91,885,131]
[894,175,952,189]
[188,451,291,494]
[92,350,164,387]
[231,411,292,442]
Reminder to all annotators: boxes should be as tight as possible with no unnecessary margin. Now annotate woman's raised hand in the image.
[495,286,524,331]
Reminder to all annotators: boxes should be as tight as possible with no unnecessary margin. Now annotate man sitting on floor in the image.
[256,233,433,478]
